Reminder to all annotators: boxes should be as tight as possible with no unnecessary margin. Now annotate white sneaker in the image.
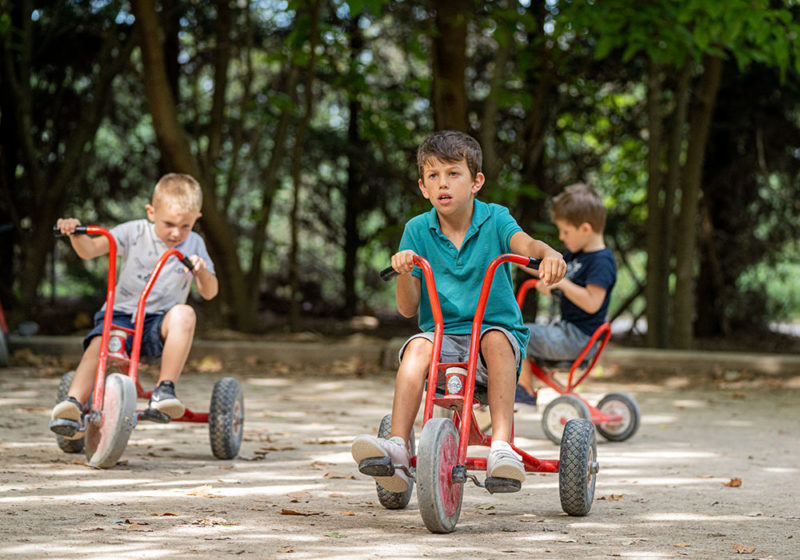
[487,441,525,482]
[351,435,410,493]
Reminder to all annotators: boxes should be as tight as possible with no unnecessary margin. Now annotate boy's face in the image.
[555,219,593,253]
[146,202,201,247]
[418,157,484,218]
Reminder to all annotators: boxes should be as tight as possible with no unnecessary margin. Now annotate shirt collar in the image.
[427,199,491,235]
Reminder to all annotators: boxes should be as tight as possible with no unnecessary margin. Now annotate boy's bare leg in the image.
[68,336,102,404]
[517,359,535,393]
[482,331,517,443]
[157,304,196,384]
[390,337,432,442]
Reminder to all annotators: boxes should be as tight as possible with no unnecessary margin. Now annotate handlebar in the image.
[52,223,194,271]
[380,256,540,281]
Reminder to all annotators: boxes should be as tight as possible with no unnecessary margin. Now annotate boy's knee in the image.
[164,305,197,333]
[480,330,510,352]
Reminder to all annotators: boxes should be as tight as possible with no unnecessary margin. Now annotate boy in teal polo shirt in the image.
[352,130,565,492]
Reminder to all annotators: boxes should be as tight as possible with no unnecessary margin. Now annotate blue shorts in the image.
[398,327,522,385]
[525,321,592,363]
[84,310,166,358]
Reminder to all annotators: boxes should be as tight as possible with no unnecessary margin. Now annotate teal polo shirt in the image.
[398,199,530,358]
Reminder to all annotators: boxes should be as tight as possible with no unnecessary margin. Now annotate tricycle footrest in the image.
[358,456,394,477]
[139,408,171,424]
[49,418,83,437]
[485,476,522,494]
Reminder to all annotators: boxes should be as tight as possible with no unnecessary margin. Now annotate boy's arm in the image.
[509,231,566,286]
[56,218,109,259]
[391,249,421,318]
[552,279,607,314]
[187,255,219,300]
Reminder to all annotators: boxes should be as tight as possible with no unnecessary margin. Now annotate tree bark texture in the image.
[431,0,469,132]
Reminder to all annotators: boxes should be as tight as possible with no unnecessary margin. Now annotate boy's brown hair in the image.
[152,173,203,213]
[417,130,482,179]
[549,183,606,232]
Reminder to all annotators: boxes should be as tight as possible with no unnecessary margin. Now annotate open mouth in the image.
[438,194,452,204]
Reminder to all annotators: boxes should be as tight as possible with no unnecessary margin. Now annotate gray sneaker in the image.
[148,381,185,419]
[351,435,410,493]
[487,443,525,482]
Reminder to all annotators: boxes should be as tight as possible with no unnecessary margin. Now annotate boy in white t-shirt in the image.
[51,173,218,438]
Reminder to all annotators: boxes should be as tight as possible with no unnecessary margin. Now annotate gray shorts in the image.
[526,321,592,362]
[398,327,522,385]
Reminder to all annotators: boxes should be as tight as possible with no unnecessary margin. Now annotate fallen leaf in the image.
[323,471,355,480]
[192,517,238,527]
[219,465,234,470]
[277,546,295,553]
[286,491,311,499]
[280,508,320,517]
[125,524,152,532]
[724,478,742,488]
[476,504,495,510]
[328,493,345,498]
[597,494,624,501]
[195,355,223,372]
[324,532,346,538]
[186,484,223,498]
[310,461,335,470]
[150,512,180,517]
[732,543,756,554]
[731,392,746,399]
[673,543,691,547]
[341,511,356,516]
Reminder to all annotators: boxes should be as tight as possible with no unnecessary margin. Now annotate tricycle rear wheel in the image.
[542,394,591,445]
[596,392,640,442]
[209,377,244,459]
[558,418,597,516]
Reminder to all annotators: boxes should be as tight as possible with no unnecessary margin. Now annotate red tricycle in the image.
[50,225,244,468]
[363,254,598,533]
[516,278,640,445]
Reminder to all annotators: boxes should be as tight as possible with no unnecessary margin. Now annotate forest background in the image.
[1,0,800,352]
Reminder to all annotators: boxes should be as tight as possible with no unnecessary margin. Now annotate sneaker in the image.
[351,435,410,493]
[514,385,538,408]
[148,381,185,419]
[487,441,525,482]
[50,396,84,440]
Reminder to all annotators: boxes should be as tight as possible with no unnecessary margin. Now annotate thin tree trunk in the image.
[288,0,322,330]
[671,55,723,349]
[644,61,665,348]
[430,0,468,131]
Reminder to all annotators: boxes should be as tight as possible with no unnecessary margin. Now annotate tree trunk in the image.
[671,55,723,349]
[644,61,665,347]
[287,0,322,330]
[132,0,254,330]
[430,0,469,132]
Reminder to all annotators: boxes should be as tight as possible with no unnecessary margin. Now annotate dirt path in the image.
[0,365,798,559]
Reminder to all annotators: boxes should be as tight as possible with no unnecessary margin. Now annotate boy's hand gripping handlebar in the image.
[380,256,540,281]
[53,224,195,271]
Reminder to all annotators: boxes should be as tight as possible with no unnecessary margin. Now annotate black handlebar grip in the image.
[527,257,541,270]
[181,256,195,271]
[53,224,87,237]
[380,266,399,281]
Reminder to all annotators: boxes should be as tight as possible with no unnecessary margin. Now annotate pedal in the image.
[139,408,171,424]
[485,476,522,494]
[358,456,394,477]
[49,418,83,438]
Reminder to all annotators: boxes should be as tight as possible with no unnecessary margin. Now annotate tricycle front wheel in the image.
[85,373,137,468]
[416,418,463,533]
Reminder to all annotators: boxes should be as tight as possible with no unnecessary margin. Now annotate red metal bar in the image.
[128,248,187,384]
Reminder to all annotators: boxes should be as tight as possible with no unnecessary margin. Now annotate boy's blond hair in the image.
[152,173,203,213]
[549,183,606,232]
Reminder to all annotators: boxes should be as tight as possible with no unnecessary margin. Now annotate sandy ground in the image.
[0,362,798,560]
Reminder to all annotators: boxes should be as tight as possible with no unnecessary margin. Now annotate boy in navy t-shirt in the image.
[516,183,616,404]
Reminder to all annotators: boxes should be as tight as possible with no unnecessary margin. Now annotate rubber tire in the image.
[0,332,8,367]
[542,394,591,445]
[55,371,85,454]
[375,413,415,509]
[416,417,463,533]
[84,373,137,468]
[558,418,597,516]
[209,377,244,459]
[596,392,641,442]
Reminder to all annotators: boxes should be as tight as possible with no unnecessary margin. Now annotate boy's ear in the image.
[471,172,485,194]
[579,222,594,233]
[418,178,431,200]
[145,204,156,221]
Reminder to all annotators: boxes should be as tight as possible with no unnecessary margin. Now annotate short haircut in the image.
[152,173,203,213]
[550,183,606,232]
[417,130,482,179]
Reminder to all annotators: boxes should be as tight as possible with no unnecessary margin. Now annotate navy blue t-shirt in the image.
[560,248,616,335]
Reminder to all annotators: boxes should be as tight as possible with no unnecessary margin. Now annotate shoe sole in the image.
[151,400,185,420]
[488,461,525,482]
[351,437,409,493]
